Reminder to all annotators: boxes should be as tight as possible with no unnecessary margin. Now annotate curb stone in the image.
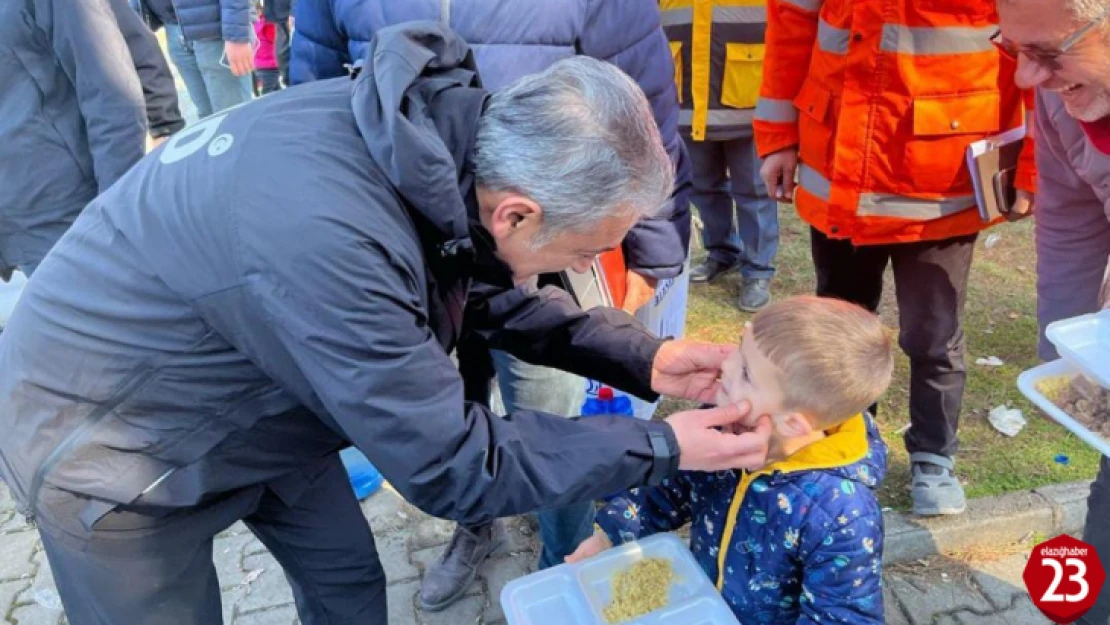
[883,480,1091,564]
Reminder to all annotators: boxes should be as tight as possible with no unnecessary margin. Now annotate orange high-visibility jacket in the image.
[754,0,1036,245]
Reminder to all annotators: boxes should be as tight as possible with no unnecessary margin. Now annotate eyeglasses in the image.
[991,9,1109,70]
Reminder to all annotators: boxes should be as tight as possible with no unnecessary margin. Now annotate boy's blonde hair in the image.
[751,296,893,428]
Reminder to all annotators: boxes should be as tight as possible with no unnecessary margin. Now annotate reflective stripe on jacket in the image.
[661,0,766,142]
[754,0,1036,245]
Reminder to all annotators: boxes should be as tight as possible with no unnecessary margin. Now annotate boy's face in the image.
[716,325,788,428]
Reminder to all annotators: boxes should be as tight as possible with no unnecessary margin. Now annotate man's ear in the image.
[778,412,815,438]
[488,194,542,239]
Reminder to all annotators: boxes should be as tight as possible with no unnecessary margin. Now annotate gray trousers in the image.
[38,454,387,625]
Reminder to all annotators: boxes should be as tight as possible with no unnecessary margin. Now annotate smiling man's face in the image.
[998,0,1110,122]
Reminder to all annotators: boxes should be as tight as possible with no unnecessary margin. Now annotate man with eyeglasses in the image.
[996,1,1110,621]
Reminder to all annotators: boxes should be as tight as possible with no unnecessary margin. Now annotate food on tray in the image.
[1037,374,1110,436]
[602,557,675,624]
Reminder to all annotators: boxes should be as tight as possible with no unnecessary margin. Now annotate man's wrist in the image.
[645,421,680,486]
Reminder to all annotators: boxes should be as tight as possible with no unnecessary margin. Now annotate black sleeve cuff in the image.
[645,421,680,486]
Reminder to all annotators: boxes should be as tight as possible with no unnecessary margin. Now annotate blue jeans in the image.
[490,350,592,570]
[686,134,779,279]
[165,23,253,119]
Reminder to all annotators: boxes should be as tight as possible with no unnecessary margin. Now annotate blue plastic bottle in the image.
[582,387,636,418]
[340,447,384,500]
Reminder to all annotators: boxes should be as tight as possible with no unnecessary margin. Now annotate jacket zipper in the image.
[25,365,163,523]
[24,330,214,523]
[715,468,768,590]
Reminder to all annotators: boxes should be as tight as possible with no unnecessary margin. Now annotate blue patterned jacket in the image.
[597,414,888,625]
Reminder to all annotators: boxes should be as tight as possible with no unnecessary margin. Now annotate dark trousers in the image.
[275,20,291,87]
[810,228,977,458]
[1081,457,1110,624]
[256,68,282,95]
[686,134,779,279]
[38,454,387,625]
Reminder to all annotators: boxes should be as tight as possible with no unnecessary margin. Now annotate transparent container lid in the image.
[500,533,739,625]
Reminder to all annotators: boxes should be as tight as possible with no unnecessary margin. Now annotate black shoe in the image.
[739,278,771,312]
[690,259,738,284]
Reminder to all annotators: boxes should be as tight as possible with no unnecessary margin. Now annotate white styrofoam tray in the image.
[1046,310,1110,388]
[1017,359,1110,457]
[500,533,739,625]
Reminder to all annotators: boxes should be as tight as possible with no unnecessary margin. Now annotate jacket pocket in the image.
[914,0,994,18]
[793,78,835,176]
[912,91,1001,136]
[793,77,831,123]
[669,41,683,103]
[720,43,765,109]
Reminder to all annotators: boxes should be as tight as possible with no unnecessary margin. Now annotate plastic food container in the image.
[1017,359,1110,457]
[500,533,739,625]
[1046,310,1110,388]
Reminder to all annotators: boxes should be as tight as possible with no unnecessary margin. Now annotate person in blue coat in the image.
[290,0,693,609]
[571,296,894,624]
[0,23,773,625]
[131,0,255,117]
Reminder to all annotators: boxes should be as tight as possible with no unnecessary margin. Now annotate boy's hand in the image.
[566,531,612,564]
[651,339,736,404]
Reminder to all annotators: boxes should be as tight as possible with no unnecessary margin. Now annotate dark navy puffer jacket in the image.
[290,0,692,279]
[134,0,252,43]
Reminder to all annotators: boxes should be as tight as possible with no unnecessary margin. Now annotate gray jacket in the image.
[1034,90,1110,359]
[0,23,679,534]
[0,0,150,275]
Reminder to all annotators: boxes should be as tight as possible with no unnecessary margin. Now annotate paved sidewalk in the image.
[0,483,1054,625]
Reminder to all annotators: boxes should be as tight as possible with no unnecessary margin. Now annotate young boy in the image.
[568,296,894,624]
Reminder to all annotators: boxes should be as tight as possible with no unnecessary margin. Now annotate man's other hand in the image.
[666,403,772,472]
[651,339,735,404]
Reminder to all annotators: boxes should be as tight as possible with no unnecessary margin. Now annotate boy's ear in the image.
[778,412,815,438]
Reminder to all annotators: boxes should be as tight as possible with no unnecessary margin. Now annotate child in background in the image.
[253,8,281,95]
[568,296,894,625]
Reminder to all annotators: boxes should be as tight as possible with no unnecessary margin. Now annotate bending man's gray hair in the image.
[1068,0,1110,22]
[473,56,675,246]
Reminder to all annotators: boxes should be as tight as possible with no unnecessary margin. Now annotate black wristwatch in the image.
[646,429,680,486]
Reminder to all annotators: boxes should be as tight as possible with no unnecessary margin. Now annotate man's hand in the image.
[666,403,773,471]
[759,148,799,202]
[566,531,612,564]
[225,41,255,77]
[622,271,657,314]
[1006,190,1034,222]
[148,135,169,152]
[651,339,735,403]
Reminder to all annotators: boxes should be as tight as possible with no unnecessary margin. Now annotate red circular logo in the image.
[1024,535,1106,623]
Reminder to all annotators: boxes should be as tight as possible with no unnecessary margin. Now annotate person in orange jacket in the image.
[754,0,1036,516]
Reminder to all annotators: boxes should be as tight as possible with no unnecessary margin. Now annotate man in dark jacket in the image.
[291,1,693,605]
[132,0,254,117]
[0,0,183,280]
[0,23,770,625]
